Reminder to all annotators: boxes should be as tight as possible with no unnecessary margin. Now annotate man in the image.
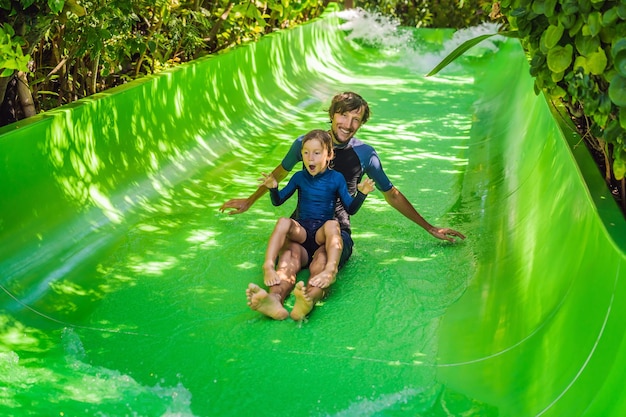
[220,92,466,320]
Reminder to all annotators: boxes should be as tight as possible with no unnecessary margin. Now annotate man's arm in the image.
[382,186,466,242]
[220,164,289,215]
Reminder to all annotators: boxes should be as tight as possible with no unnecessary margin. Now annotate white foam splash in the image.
[443,22,505,57]
[335,8,414,50]
[333,8,505,74]
[0,328,198,416]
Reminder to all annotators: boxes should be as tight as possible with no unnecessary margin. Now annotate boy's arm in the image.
[339,178,372,215]
[345,191,367,215]
[220,164,289,215]
[269,172,299,206]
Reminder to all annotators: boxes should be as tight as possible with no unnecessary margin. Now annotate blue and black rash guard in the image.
[269,168,367,221]
[281,136,394,233]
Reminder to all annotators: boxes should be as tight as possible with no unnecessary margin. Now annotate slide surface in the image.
[1,6,625,416]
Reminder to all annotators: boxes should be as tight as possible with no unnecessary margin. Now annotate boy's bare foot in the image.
[263,264,281,286]
[308,269,336,288]
[246,283,288,320]
[290,281,315,321]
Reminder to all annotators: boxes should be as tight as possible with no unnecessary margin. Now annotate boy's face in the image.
[331,107,364,145]
[301,138,330,176]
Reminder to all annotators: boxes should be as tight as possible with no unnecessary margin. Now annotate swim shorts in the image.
[297,219,324,265]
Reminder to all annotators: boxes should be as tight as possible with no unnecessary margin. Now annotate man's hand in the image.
[260,172,277,189]
[219,198,252,215]
[220,165,288,216]
[429,227,466,243]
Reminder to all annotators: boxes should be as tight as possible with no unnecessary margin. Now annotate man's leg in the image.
[247,241,308,320]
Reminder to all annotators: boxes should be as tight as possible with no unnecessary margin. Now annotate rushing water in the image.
[0,9,509,417]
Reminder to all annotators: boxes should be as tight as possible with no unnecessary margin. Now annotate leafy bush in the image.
[497,0,626,187]
[0,0,327,124]
[355,0,492,28]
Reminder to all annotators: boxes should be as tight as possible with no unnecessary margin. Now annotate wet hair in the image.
[327,91,370,124]
[302,129,334,160]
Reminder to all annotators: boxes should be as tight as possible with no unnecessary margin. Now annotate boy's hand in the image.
[358,178,375,194]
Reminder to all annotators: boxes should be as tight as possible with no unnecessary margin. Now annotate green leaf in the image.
[426,32,519,77]
[568,16,584,37]
[561,0,578,14]
[609,74,626,106]
[551,85,567,98]
[575,32,600,55]
[613,38,626,55]
[1,24,15,37]
[545,0,558,17]
[614,50,626,77]
[620,106,626,129]
[574,55,588,72]
[587,48,607,74]
[559,13,577,28]
[602,7,619,26]
[0,68,13,77]
[47,0,65,14]
[585,12,602,37]
[511,7,528,18]
[578,0,591,14]
[602,120,622,143]
[64,0,86,16]
[551,69,565,82]
[543,24,564,49]
[613,150,626,180]
[547,44,573,73]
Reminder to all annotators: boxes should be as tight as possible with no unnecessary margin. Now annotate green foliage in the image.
[0,24,30,76]
[499,0,626,180]
[0,0,326,115]
[355,0,491,29]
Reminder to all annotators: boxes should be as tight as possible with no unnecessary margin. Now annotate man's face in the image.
[330,106,365,145]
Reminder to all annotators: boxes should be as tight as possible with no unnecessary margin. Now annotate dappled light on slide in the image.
[1,5,625,417]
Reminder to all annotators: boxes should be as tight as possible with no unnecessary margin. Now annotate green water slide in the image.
[2,5,625,416]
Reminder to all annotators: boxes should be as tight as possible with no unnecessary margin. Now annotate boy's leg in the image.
[263,218,306,286]
[308,220,343,288]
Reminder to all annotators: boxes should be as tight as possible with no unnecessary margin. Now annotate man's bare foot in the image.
[290,281,315,321]
[308,269,336,289]
[246,283,288,320]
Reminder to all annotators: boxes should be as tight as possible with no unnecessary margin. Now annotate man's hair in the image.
[328,92,370,124]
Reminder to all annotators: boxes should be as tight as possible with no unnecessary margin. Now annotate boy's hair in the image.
[302,129,334,159]
[328,92,370,124]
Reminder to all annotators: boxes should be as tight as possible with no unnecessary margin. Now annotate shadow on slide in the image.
[1,4,625,417]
